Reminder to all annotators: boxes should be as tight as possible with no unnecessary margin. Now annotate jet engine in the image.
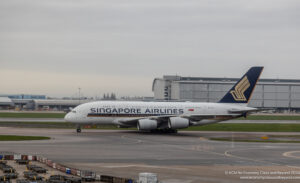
[137,119,157,131]
[168,117,189,129]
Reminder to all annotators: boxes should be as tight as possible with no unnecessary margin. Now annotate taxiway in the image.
[0,127,300,183]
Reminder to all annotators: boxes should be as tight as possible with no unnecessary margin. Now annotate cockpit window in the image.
[71,110,76,113]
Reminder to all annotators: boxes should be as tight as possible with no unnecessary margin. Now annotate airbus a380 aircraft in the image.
[65,67,264,133]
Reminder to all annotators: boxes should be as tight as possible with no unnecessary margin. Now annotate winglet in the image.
[219,66,264,104]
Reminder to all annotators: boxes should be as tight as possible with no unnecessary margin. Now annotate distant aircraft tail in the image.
[219,66,264,104]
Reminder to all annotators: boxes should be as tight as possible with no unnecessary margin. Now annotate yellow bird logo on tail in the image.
[230,76,250,101]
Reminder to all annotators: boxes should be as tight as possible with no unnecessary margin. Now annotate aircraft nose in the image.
[64,112,72,122]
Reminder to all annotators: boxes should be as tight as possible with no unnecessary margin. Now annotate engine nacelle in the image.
[137,119,157,131]
[168,117,189,129]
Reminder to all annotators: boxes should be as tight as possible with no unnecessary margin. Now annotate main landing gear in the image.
[150,129,178,134]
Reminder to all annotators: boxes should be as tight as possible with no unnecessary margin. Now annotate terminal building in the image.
[0,97,14,110]
[0,93,153,111]
[153,75,300,112]
[0,94,48,110]
[0,94,92,111]
[31,99,92,111]
[0,94,46,100]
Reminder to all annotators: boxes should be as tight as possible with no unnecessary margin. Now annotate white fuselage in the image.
[64,101,252,126]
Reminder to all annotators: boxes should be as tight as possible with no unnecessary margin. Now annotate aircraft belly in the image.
[86,117,115,125]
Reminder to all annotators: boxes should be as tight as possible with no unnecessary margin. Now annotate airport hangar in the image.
[153,75,300,112]
[2,76,300,112]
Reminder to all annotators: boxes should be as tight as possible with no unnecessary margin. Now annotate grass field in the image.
[236,115,300,120]
[184,123,300,132]
[0,112,65,118]
[1,112,300,120]
[0,122,75,128]
[1,122,300,132]
[0,135,50,141]
[210,137,300,143]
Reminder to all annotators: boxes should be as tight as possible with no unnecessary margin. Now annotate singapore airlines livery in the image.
[65,67,264,133]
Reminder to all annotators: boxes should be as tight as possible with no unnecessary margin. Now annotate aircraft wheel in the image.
[76,128,81,133]
[172,129,178,134]
[167,129,177,133]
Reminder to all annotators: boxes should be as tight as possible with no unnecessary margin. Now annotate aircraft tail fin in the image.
[219,66,264,104]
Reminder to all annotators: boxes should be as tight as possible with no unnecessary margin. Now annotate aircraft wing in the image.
[116,114,241,127]
[228,108,272,114]
[180,114,241,121]
[115,115,177,127]
[228,109,258,113]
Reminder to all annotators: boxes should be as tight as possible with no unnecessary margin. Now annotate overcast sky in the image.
[1,0,300,98]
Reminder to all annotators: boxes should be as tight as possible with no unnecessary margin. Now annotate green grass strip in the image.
[236,115,300,120]
[1,112,300,120]
[210,138,300,143]
[0,122,75,128]
[184,123,300,132]
[1,112,300,121]
[0,122,132,129]
[0,121,71,125]
[1,122,300,132]
[0,112,65,118]
[0,135,50,141]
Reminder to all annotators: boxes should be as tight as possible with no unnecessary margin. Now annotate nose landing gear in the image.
[76,125,81,133]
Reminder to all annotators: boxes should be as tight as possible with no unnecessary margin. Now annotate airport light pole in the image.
[78,87,81,105]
